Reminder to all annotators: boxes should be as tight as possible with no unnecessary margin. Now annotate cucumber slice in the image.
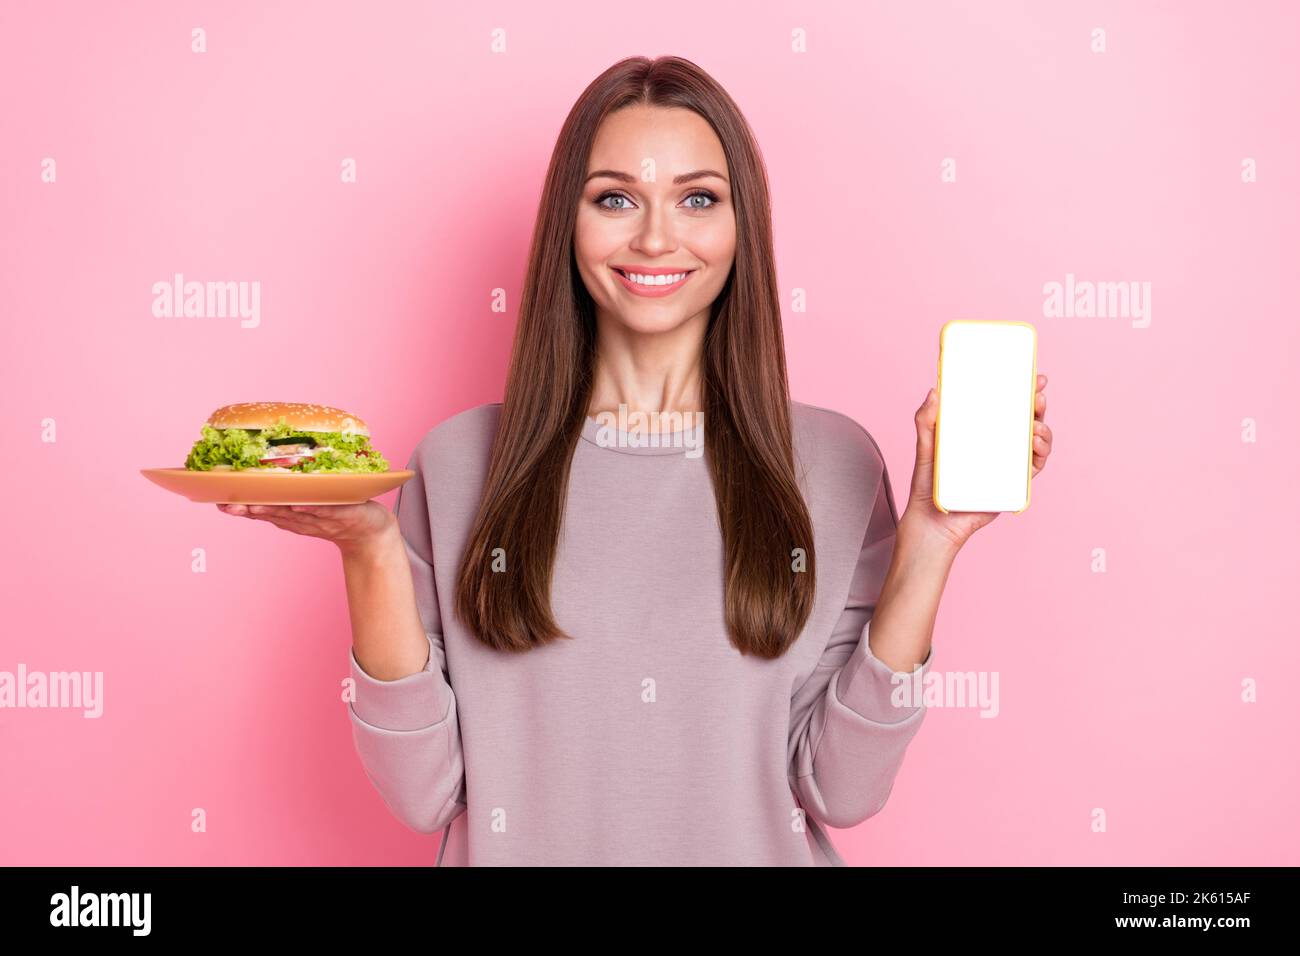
[267,435,318,447]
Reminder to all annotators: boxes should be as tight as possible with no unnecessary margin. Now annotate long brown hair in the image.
[455,55,816,659]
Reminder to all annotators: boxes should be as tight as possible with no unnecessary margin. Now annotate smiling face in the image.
[574,104,737,336]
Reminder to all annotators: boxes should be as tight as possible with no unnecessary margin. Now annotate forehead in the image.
[587,105,726,174]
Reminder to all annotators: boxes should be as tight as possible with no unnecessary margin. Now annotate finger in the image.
[252,514,321,536]
[287,504,350,531]
[908,389,939,502]
[254,506,338,529]
[1037,373,1048,390]
[1034,422,1052,444]
[1035,390,1046,418]
[245,505,345,534]
[284,505,347,525]
[1033,434,1050,456]
[914,388,938,461]
[919,387,938,424]
[240,506,313,526]
[245,505,300,517]
[243,509,305,525]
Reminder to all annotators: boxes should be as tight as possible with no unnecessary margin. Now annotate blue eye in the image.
[596,192,634,211]
[683,189,719,209]
[592,189,722,211]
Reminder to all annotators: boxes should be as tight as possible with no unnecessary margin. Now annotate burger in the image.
[184,402,391,473]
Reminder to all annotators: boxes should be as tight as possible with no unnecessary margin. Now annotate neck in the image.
[586,308,708,419]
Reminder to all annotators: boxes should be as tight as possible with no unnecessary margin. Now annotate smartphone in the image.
[933,320,1038,513]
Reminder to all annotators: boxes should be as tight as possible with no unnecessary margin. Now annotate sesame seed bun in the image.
[205,402,370,437]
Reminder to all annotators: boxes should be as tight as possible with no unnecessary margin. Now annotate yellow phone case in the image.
[933,319,1038,514]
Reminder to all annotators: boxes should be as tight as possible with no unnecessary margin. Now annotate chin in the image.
[610,308,698,336]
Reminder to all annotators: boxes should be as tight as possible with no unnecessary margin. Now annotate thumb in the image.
[915,388,938,457]
[911,388,938,499]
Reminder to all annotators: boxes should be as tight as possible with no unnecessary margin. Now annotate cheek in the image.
[687,216,736,267]
[574,210,624,263]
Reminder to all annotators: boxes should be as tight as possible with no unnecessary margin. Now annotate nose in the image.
[629,199,677,256]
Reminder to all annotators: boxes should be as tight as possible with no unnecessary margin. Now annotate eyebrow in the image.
[584,168,729,185]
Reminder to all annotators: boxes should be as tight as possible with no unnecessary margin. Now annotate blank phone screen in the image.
[934,321,1036,513]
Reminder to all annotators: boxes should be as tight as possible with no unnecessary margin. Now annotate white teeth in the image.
[622,271,688,286]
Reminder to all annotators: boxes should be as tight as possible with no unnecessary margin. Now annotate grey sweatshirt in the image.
[347,401,932,865]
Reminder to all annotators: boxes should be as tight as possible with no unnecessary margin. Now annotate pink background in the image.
[2,0,1297,865]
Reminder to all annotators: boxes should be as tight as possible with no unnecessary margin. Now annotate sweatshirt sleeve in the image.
[788,461,932,831]
[347,445,467,835]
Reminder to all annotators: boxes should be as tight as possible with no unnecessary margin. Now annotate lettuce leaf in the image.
[184,419,390,473]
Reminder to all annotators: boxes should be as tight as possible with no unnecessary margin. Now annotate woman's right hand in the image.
[216,500,397,557]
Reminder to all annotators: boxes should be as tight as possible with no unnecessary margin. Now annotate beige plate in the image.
[140,467,416,505]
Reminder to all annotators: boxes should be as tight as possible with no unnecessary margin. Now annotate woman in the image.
[218,55,1053,866]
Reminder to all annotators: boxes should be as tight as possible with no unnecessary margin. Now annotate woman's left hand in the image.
[899,373,1052,552]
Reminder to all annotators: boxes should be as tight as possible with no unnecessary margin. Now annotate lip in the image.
[611,265,696,297]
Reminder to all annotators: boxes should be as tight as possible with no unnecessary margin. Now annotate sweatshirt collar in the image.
[579,412,706,458]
